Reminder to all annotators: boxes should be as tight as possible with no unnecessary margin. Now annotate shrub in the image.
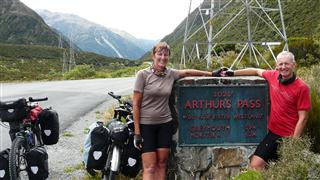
[263,136,320,180]
[63,65,96,80]
[233,170,263,180]
[298,64,320,153]
[274,37,320,67]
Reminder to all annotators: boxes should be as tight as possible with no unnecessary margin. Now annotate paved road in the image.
[0,77,136,149]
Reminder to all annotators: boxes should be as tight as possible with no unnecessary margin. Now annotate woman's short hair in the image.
[151,42,170,57]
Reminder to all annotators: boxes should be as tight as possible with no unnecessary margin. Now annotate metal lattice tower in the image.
[68,34,76,71]
[181,0,288,69]
[59,33,69,73]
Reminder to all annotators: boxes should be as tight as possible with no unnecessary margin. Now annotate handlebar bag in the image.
[0,98,27,122]
[38,108,59,145]
[25,146,49,180]
[0,148,10,180]
[87,124,111,170]
[108,120,129,146]
[120,134,142,178]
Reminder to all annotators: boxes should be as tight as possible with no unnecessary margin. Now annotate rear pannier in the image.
[25,146,49,180]
[38,108,59,145]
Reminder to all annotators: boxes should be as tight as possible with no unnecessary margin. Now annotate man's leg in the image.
[250,131,281,170]
[250,155,267,170]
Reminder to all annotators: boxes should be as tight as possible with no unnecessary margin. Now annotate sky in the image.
[20,0,200,40]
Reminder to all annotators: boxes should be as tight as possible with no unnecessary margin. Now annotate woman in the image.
[133,42,219,180]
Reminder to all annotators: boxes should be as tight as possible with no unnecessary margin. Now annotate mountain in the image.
[0,0,68,47]
[37,10,157,60]
[109,28,157,52]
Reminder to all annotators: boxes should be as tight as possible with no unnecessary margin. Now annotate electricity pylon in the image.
[181,0,288,69]
[59,33,68,73]
[68,34,76,71]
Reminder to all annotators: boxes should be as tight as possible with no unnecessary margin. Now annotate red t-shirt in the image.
[262,70,311,137]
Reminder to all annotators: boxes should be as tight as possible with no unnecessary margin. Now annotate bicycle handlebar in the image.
[0,97,48,110]
[29,97,48,102]
[108,92,132,109]
[108,92,121,101]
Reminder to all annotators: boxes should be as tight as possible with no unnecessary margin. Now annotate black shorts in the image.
[254,131,282,162]
[140,121,173,153]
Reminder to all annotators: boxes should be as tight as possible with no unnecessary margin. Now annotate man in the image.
[222,51,311,170]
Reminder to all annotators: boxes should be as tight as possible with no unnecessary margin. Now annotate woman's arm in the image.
[178,69,212,78]
[133,91,143,135]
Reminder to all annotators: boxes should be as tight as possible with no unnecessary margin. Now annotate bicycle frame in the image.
[104,92,134,180]
[14,120,43,151]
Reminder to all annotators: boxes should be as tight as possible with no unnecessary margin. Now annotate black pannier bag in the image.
[0,149,10,180]
[38,108,59,145]
[83,121,103,170]
[87,125,111,170]
[120,134,142,178]
[0,98,27,123]
[25,146,49,180]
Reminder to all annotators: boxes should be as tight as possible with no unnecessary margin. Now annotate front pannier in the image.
[0,98,27,123]
[87,125,111,170]
[120,134,142,178]
[38,108,59,145]
[25,146,49,180]
[0,149,10,180]
[83,121,103,170]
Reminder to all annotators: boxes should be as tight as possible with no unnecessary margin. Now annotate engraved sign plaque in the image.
[178,85,268,146]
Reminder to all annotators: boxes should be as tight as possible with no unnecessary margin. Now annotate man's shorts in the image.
[140,121,173,153]
[253,131,282,162]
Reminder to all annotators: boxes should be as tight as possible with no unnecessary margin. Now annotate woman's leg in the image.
[154,121,172,179]
[142,152,157,180]
[156,148,170,180]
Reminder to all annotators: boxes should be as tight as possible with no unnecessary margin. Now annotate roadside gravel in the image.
[46,100,116,179]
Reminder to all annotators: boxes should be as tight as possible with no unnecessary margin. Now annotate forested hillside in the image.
[140,0,320,66]
[0,43,137,81]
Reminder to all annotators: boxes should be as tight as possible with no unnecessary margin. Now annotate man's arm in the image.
[293,110,309,137]
[233,68,265,77]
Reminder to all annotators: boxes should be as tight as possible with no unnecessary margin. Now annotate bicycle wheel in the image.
[107,171,116,180]
[104,147,116,180]
[104,168,116,180]
[9,137,28,180]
